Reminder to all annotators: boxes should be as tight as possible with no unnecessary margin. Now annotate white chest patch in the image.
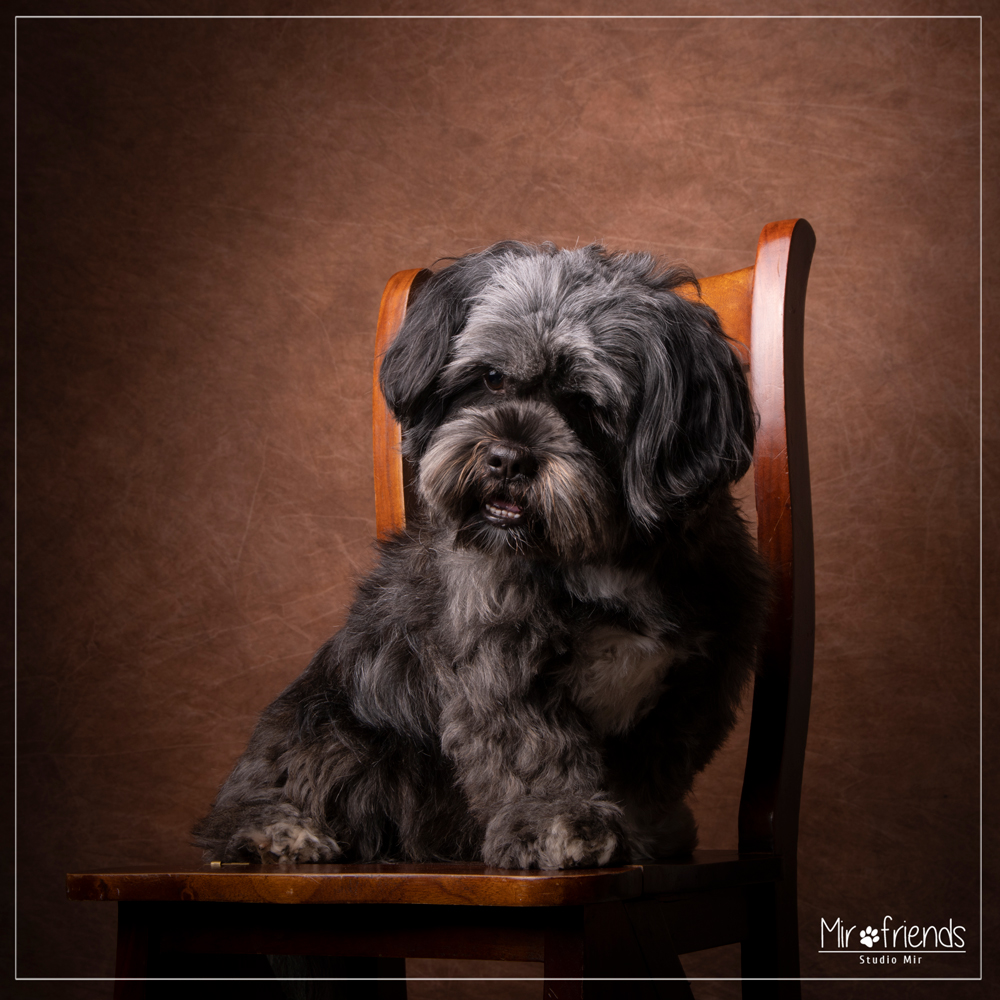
[566,626,677,735]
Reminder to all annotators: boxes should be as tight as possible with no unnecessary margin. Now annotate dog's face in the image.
[379,242,754,562]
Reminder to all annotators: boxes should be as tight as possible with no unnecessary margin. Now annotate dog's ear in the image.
[379,242,537,460]
[623,291,755,530]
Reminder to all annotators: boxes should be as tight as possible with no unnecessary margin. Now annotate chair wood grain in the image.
[373,267,430,540]
[741,220,816,858]
[67,862,643,908]
[679,264,754,352]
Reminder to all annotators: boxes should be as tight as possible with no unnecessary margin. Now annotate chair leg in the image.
[623,900,695,1000]
[376,958,408,1000]
[541,903,694,1000]
[741,880,801,1000]
[268,956,406,999]
[543,907,586,1000]
[114,903,404,999]
[114,902,150,1000]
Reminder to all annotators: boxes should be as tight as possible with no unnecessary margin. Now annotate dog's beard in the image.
[417,400,616,562]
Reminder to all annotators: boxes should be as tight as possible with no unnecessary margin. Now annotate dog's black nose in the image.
[484,443,537,480]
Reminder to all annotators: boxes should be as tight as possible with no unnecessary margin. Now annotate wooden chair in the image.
[67,218,816,1000]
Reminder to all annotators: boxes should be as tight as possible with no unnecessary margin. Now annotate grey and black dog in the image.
[193,241,769,869]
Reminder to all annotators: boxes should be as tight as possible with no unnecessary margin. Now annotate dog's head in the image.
[379,242,754,561]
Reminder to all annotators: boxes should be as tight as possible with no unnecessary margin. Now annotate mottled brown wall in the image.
[14,10,989,1000]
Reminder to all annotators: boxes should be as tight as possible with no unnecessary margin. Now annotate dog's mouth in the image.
[482,498,525,526]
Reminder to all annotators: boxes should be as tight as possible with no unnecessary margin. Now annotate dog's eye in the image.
[484,369,507,392]
[563,393,595,416]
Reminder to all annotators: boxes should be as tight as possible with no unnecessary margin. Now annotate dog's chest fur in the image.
[442,550,680,735]
[564,626,675,735]
[562,564,680,735]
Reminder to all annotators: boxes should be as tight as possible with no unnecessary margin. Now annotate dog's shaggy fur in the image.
[193,242,769,869]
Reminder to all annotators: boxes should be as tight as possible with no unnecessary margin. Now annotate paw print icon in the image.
[860,926,880,948]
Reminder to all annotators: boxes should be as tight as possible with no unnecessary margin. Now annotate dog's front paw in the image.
[483,796,627,869]
[227,808,343,863]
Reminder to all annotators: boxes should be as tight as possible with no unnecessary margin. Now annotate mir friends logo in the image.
[820,915,966,965]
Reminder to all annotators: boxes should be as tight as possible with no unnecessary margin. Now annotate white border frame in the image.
[12,11,984,987]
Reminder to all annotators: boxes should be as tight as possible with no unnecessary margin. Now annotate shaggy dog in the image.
[193,241,769,869]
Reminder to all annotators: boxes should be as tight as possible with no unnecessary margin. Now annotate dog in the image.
[193,241,769,869]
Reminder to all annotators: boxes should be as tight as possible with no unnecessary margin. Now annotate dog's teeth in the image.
[486,502,521,521]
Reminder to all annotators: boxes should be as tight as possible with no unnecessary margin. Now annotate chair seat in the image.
[66,850,780,907]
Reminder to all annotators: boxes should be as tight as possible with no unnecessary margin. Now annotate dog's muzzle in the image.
[417,399,614,560]
[482,443,536,526]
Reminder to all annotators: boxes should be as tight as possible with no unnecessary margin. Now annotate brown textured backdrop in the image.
[13,9,992,1000]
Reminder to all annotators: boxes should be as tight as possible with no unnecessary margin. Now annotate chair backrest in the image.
[372,220,816,863]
